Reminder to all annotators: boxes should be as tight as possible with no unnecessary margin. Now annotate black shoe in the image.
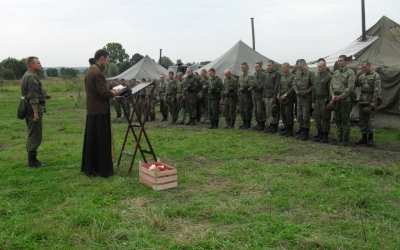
[190,117,196,126]
[331,139,342,145]
[355,134,367,145]
[300,128,309,141]
[320,132,329,143]
[314,132,323,142]
[285,127,294,137]
[229,119,235,129]
[214,119,219,129]
[279,128,287,136]
[257,122,265,131]
[208,120,214,129]
[224,118,231,129]
[314,131,322,139]
[161,116,167,122]
[268,124,278,134]
[295,127,303,135]
[252,122,259,130]
[28,152,47,168]
[170,119,177,124]
[264,124,273,133]
[367,134,374,147]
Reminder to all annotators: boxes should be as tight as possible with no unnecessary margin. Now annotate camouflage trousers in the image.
[296,95,312,129]
[222,96,238,120]
[200,96,209,122]
[186,93,197,118]
[122,99,131,118]
[314,98,331,133]
[159,98,168,117]
[359,104,374,134]
[166,98,178,120]
[208,99,220,121]
[334,101,352,141]
[114,98,121,115]
[280,100,294,128]
[138,97,146,117]
[253,95,266,122]
[265,97,280,125]
[145,98,155,119]
[239,93,253,121]
[25,108,43,153]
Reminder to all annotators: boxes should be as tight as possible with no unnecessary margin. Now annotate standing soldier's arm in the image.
[255,75,265,92]
[275,73,282,93]
[340,71,355,100]
[293,74,300,96]
[306,71,315,94]
[312,82,316,104]
[329,78,334,99]
[372,74,381,103]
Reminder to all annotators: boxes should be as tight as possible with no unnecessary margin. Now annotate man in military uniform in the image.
[120,78,131,119]
[138,78,147,121]
[251,62,266,131]
[221,69,238,129]
[312,60,332,143]
[277,63,295,137]
[293,59,315,140]
[183,68,199,126]
[21,56,51,167]
[263,60,282,134]
[145,78,156,121]
[354,60,381,146]
[330,55,355,146]
[113,79,122,118]
[159,74,169,121]
[238,62,253,129]
[175,72,186,125]
[208,68,223,129]
[165,71,178,124]
[199,69,210,124]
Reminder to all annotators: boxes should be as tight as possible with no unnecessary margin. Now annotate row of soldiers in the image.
[114,55,381,147]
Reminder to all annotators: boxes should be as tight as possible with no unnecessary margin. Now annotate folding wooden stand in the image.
[115,82,157,172]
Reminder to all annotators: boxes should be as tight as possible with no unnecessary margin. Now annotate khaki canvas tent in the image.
[194,40,281,79]
[107,55,168,81]
[309,16,400,129]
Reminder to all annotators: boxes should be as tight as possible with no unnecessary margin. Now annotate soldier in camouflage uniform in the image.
[329,55,355,146]
[208,68,223,129]
[238,62,253,129]
[165,71,178,124]
[277,63,295,137]
[221,69,238,129]
[159,74,169,121]
[251,62,266,131]
[263,60,282,134]
[293,59,315,141]
[138,78,147,121]
[21,57,51,167]
[200,69,210,124]
[354,60,381,146]
[145,78,156,121]
[175,72,186,125]
[183,68,199,126]
[312,60,332,143]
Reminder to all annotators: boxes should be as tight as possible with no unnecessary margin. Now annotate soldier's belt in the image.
[39,100,46,105]
[361,90,373,94]
[334,91,342,95]
[316,95,329,99]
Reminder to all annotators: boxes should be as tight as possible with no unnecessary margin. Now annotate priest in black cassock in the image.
[81,49,122,177]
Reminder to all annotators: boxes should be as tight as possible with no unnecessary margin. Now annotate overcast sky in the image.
[1,0,398,67]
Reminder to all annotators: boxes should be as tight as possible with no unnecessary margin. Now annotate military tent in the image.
[107,55,168,81]
[309,16,400,129]
[194,40,281,79]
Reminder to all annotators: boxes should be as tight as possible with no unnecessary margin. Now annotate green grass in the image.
[0,79,399,249]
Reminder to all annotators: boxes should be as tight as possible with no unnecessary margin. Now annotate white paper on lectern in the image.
[112,85,124,90]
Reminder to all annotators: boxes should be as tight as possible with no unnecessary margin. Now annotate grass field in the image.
[0,78,399,249]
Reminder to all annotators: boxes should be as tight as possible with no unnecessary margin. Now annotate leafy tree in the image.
[105,63,119,77]
[176,59,182,65]
[0,57,26,79]
[60,68,79,80]
[186,62,192,66]
[118,61,133,73]
[160,56,173,69]
[103,43,129,65]
[130,53,144,65]
[46,68,59,77]
[1,69,16,80]
[60,67,66,75]
[82,68,89,74]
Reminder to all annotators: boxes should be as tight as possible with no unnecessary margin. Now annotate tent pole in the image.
[251,18,255,50]
[159,49,162,64]
[361,0,366,41]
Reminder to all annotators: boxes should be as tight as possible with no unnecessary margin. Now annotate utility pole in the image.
[159,49,162,64]
[361,0,366,41]
[251,18,255,50]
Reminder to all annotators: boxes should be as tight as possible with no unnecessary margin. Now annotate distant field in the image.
[0,78,399,249]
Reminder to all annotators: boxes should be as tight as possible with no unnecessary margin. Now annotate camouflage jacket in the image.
[330,67,355,102]
[158,81,167,97]
[176,78,185,99]
[278,72,295,97]
[264,69,282,98]
[293,68,315,98]
[222,77,238,99]
[165,79,177,99]
[208,76,223,100]
[183,75,199,98]
[312,71,332,103]
[200,76,209,97]
[355,70,381,104]
[251,71,265,99]
[21,70,46,107]
[238,72,253,97]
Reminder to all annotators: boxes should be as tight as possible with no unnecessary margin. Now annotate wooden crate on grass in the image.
[139,159,178,191]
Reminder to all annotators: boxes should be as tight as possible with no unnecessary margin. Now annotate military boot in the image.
[264,124,273,133]
[257,122,265,131]
[331,138,342,145]
[115,114,121,118]
[170,119,177,125]
[214,119,219,129]
[252,122,259,130]
[285,127,294,137]
[314,131,323,142]
[367,133,374,147]
[268,124,278,134]
[243,120,250,129]
[300,128,309,141]
[208,120,214,129]
[224,118,231,129]
[161,115,168,122]
[320,132,329,143]
[295,127,303,135]
[230,119,235,129]
[28,151,47,168]
[354,134,367,145]
[279,127,287,136]
[190,117,196,126]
